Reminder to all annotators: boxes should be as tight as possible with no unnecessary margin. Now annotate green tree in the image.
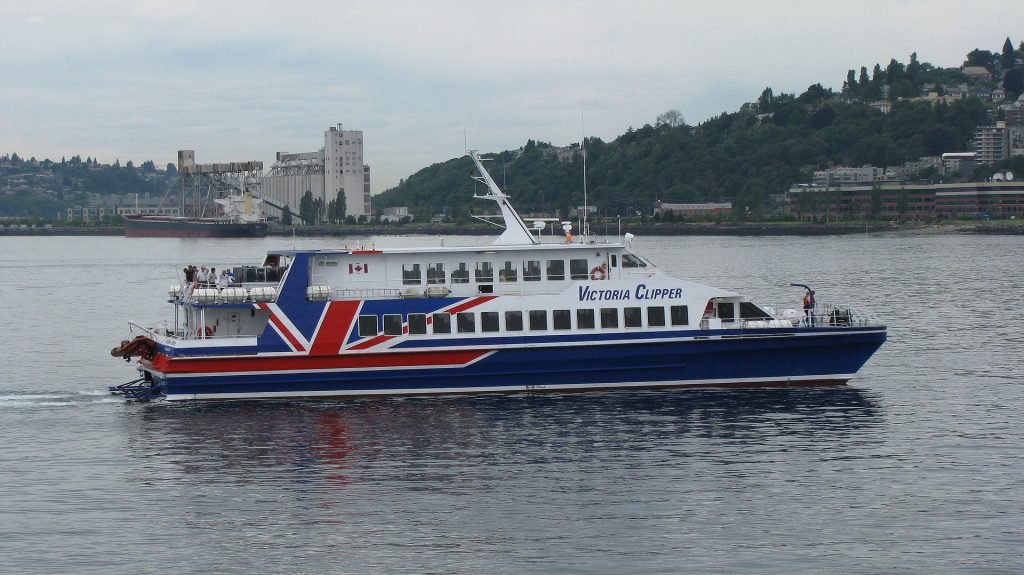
[1004,68,1024,100]
[332,190,347,221]
[281,204,292,225]
[907,52,922,86]
[1001,37,1015,71]
[966,48,995,71]
[655,109,685,128]
[845,69,857,96]
[299,190,314,224]
[757,87,774,113]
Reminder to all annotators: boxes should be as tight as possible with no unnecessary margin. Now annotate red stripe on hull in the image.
[149,349,490,374]
[348,334,395,351]
[445,296,497,315]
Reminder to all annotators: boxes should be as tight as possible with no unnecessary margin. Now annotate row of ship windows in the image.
[399,255,645,285]
[358,305,689,337]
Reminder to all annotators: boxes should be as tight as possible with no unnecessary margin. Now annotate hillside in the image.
[374,39,1024,221]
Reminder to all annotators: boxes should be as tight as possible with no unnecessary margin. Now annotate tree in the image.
[655,109,685,128]
[798,83,831,104]
[281,204,292,225]
[331,190,347,221]
[810,105,835,129]
[1001,37,1015,71]
[1004,68,1024,100]
[845,69,857,96]
[299,190,314,224]
[907,52,922,86]
[885,58,905,84]
[965,48,995,71]
[757,87,774,113]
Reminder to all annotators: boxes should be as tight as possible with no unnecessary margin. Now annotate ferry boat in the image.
[110,152,886,401]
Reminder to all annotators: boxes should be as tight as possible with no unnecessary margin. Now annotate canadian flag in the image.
[348,263,369,274]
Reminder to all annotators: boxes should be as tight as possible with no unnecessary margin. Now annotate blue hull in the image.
[147,327,886,401]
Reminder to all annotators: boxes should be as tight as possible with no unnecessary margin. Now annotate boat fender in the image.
[590,265,606,281]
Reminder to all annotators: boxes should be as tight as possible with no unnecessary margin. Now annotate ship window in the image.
[383,314,403,335]
[481,312,500,332]
[457,312,476,333]
[523,260,541,281]
[432,313,451,334]
[402,263,422,285]
[505,311,523,331]
[529,310,548,331]
[740,302,772,320]
[427,263,446,284]
[553,309,571,330]
[451,263,470,284]
[499,261,518,282]
[570,259,590,280]
[647,306,666,327]
[670,305,689,326]
[409,313,427,335]
[610,254,618,268]
[622,253,647,268]
[576,309,595,329]
[600,308,619,328]
[475,262,494,283]
[546,260,565,281]
[624,307,642,328]
[718,302,735,322]
[358,315,378,337]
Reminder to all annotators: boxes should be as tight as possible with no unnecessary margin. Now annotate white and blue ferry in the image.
[111,152,886,401]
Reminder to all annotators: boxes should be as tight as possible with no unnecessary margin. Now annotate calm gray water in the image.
[0,232,1021,574]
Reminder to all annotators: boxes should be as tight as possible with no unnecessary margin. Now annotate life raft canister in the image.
[590,265,606,281]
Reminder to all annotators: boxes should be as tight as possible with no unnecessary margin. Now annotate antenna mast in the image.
[581,92,588,242]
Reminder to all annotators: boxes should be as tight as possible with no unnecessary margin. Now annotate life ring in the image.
[590,266,606,281]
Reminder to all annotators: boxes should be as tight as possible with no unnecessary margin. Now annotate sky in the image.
[2,0,1022,194]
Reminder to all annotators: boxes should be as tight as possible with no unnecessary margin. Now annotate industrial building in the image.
[261,125,371,221]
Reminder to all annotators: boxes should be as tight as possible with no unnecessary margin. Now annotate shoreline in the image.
[2,221,1022,237]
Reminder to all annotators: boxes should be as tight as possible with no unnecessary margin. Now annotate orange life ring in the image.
[590,266,606,281]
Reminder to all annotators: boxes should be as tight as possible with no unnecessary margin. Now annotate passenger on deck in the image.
[217,269,231,289]
[803,289,816,326]
[197,266,209,286]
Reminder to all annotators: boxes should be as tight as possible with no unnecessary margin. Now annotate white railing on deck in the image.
[742,302,884,329]
[332,288,403,300]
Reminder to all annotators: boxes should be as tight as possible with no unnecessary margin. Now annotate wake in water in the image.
[0,390,123,408]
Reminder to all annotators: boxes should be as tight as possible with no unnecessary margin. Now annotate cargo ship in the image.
[124,191,268,238]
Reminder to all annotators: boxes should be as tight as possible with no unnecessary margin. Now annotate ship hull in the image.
[124,216,267,238]
[141,326,886,401]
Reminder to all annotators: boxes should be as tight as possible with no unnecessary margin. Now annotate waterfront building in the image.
[787,180,1024,220]
[261,124,371,222]
[656,201,733,217]
[974,121,1010,165]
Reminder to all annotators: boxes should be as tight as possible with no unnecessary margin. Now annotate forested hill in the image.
[374,40,1024,222]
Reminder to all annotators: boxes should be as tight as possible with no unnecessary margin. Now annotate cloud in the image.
[2,0,1023,194]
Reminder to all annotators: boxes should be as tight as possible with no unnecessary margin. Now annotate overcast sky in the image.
[2,0,1021,194]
